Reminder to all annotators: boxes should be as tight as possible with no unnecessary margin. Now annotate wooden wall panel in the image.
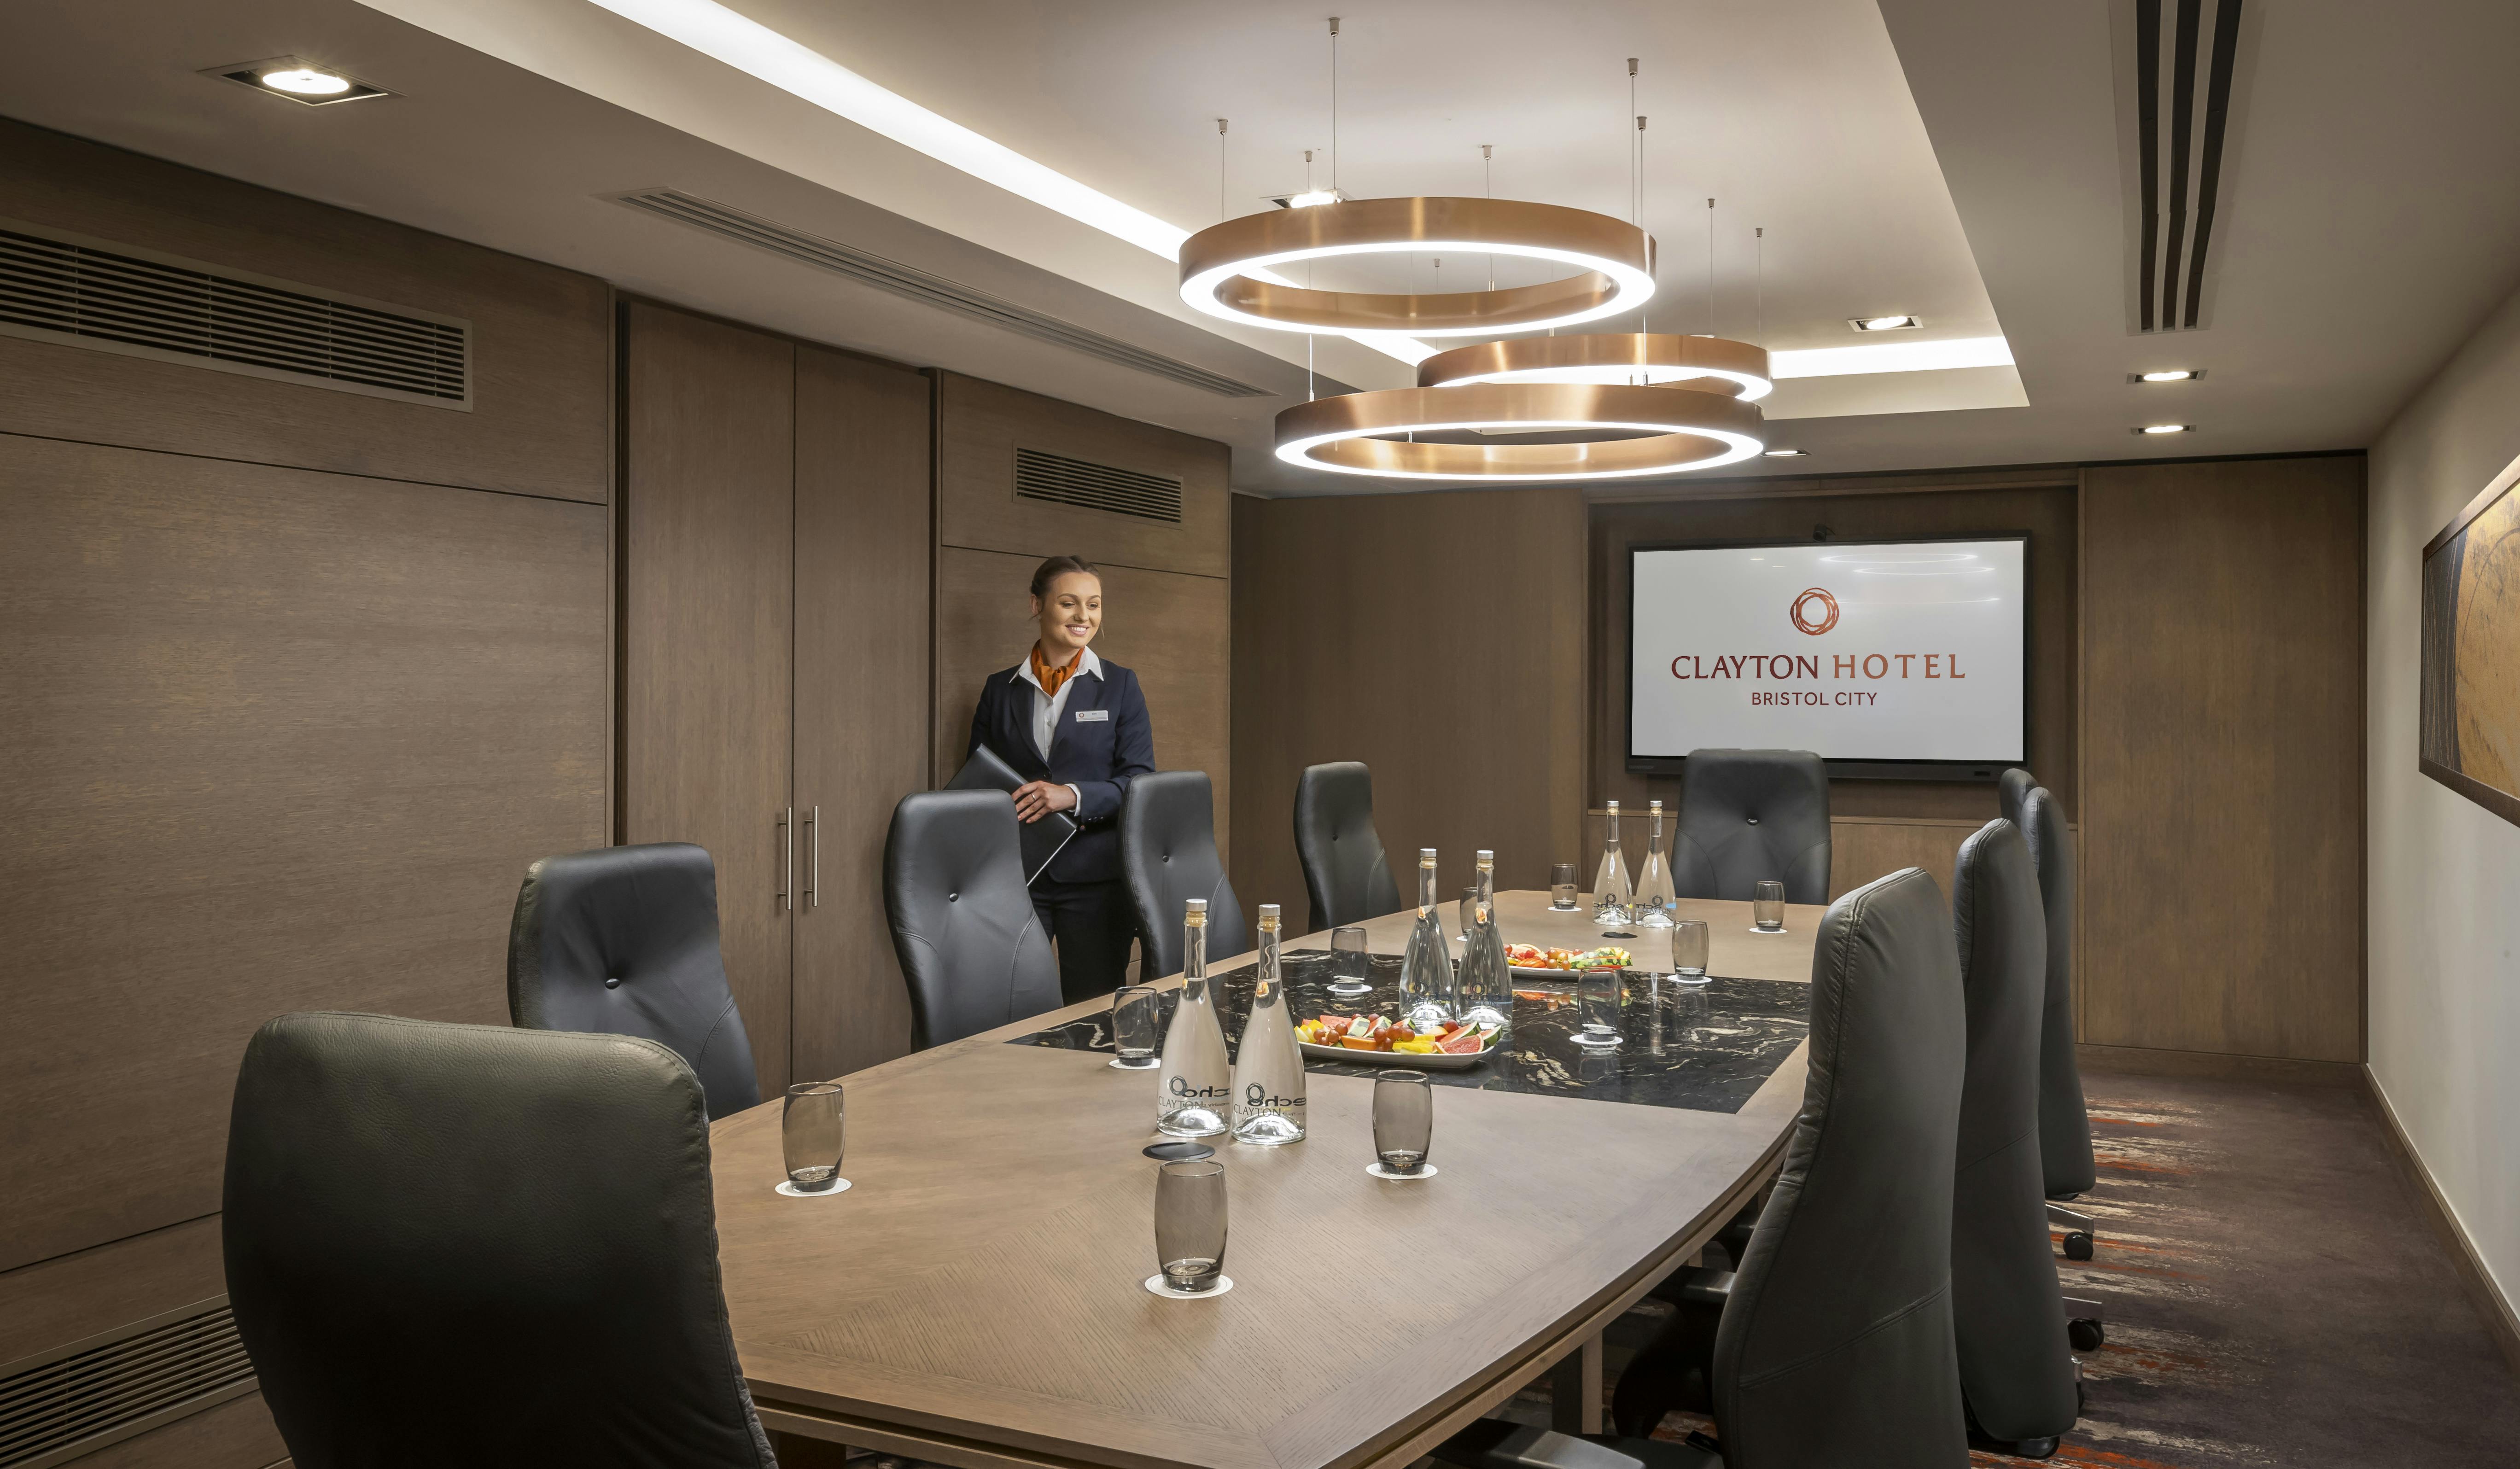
[1587,483,2079,823]
[1826,816,1982,900]
[934,372,1230,579]
[2080,456,2365,1061]
[621,303,796,1096]
[0,120,611,504]
[792,348,931,1080]
[0,435,608,1272]
[1230,489,1586,921]
[936,549,1231,862]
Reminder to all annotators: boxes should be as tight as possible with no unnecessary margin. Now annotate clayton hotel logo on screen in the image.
[1630,541,2026,763]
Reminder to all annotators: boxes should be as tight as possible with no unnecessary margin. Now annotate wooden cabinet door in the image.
[621,303,796,1095]
[791,349,930,1080]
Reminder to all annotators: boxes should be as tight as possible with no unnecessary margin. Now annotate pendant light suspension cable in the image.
[1328,17,1340,194]
[1755,226,1764,345]
[1216,117,1228,222]
[1706,198,1716,335]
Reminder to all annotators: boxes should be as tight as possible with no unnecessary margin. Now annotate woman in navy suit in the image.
[968,556,1156,1003]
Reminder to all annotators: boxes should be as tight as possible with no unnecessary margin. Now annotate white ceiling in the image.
[5,0,2518,496]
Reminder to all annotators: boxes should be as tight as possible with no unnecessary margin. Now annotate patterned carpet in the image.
[1518,1062,2520,1466]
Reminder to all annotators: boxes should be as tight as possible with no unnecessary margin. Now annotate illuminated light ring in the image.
[1417,333,1773,402]
[1179,197,1656,337]
[1274,383,1765,483]
[1790,588,1840,635]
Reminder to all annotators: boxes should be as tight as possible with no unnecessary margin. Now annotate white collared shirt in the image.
[1013,646,1100,808]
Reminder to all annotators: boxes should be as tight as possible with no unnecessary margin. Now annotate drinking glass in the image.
[1329,926,1372,997]
[1110,985,1161,1069]
[1575,967,1623,1048]
[1670,919,1711,987]
[782,1082,845,1192]
[1152,1159,1229,1294]
[1549,863,1580,911]
[1371,1070,1436,1178]
[1753,880,1786,932]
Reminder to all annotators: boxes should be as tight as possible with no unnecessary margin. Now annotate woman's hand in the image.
[1012,780,1079,824]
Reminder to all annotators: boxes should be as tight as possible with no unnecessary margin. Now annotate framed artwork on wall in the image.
[2421,449,2520,828]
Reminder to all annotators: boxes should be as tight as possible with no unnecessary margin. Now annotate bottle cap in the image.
[1420,847,1438,862]
[1476,849,1494,864]
[1184,898,1206,926]
[1649,799,1662,810]
[1606,799,1621,810]
[1258,903,1280,931]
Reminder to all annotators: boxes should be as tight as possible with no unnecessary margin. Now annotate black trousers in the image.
[1030,877,1137,1005]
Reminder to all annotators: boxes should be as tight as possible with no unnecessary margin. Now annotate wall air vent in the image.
[2115,0,2254,332]
[0,218,470,408]
[606,189,1272,399]
[1015,447,1184,524]
[0,1300,257,1469]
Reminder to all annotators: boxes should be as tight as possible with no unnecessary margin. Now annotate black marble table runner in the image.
[1009,950,1809,1115]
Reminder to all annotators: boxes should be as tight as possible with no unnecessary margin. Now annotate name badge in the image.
[1073,708,1109,723]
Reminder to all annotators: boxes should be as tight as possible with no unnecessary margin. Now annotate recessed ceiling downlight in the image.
[205,55,391,105]
[262,67,350,95]
[2137,423,2193,435]
[1179,196,1656,337]
[1850,315,1922,332]
[2135,369,2204,382]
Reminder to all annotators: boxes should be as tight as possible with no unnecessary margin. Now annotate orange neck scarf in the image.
[1031,644,1082,698]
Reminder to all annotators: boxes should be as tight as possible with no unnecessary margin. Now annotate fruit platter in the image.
[1505,944,1632,979]
[1296,1013,1502,1070]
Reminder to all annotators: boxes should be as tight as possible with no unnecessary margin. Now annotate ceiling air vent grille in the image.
[0,218,470,408]
[2119,0,2251,332]
[0,1300,257,1469]
[1015,447,1184,524]
[607,188,1271,399]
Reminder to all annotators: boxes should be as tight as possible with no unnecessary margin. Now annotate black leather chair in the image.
[2024,788,2101,1262]
[1121,770,1247,978]
[223,1012,777,1469]
[1583,866,1970,1467]
[882,790,1062,1049]
[1997,766,2037,830]
[1671,749,1832,904]
[508,842,761,1119]
[1949,820,2080,1456]
[1294,761,1404,933]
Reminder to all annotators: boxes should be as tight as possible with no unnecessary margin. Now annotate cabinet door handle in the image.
[806,805,820,909]
[780,807,794,911]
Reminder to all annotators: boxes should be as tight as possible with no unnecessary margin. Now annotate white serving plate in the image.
[1297,1038,1494,1071]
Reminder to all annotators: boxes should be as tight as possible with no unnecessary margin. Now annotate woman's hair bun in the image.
[1030,555,1100,599]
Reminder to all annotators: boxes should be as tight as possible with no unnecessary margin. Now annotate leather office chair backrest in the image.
[1948,821,2079,1444]
[507,842,760,1119]
[883,790,1062,1049]
[2023,787,2097,1197]
[1294,761,1404,933]
[1713,867,1968,1468]
[1672,749,1832,904]
[224,1013,776,1469]
[1122,770,1248,977]
[1997,766,2037,831]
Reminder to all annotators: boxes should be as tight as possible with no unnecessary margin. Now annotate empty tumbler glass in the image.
[1152,1159,1229,1295]
[1575,967,1623,1048]
[1550,863,1580,911]
[1329,926,1372,997]
[782,1082,845,1193]
[1371,1070,1436,1178]
[1754,880,1786,932]
[1110,985,1161,1069]
[1670,919,1711,987]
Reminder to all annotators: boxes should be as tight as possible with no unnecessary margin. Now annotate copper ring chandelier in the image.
[1178,197,1657,337]
[1415,332,1773,401]
[1274,382,1765,482]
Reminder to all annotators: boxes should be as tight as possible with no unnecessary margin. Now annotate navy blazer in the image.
[968,657,1155,885]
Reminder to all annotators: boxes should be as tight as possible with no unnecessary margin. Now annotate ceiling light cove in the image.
[1768,336,2013,379]
[1416,334,1773,401]
[1851,315,1923,332]
[1275,383,1763,482]
[1180,197,1656,337]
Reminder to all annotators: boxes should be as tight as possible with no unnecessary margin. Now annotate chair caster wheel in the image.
[2068,1318,2105,1352]
[2015,1437,2061,1460]
[2064,1231,2094,1260]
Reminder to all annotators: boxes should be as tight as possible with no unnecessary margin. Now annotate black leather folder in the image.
[946,742,1078,885]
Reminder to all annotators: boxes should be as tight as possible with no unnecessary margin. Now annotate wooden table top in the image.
[710,891,1826,1469]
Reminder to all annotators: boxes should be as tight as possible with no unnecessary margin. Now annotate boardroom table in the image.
[709,890,1827,1469]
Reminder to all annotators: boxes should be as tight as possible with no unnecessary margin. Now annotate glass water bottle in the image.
[1398,848,1458,1032]
[1156,898,1231,1137]
[1230,904,1307,1145]
[1593,800,1633,924]
[1456,851,1513,1037]
[1633,799,1677,927]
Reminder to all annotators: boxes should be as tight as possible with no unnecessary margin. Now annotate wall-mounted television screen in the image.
[1628,536,2028,779]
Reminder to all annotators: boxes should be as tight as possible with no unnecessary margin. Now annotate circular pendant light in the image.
[1415,332,1773,401]
[1178,197,1656,337]
[1274,382,1763,483]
